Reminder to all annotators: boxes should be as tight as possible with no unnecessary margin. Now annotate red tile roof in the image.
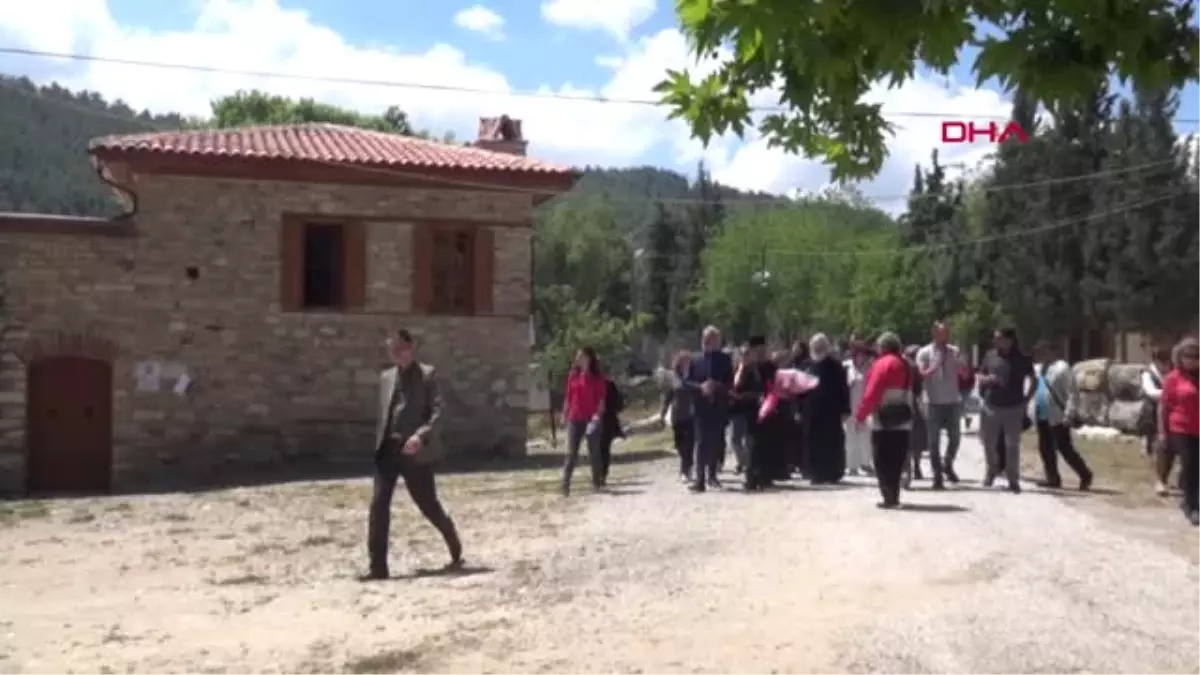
[88,123,575,176]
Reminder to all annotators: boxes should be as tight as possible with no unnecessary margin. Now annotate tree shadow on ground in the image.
[14,445,673,500]
[444,448,673,475]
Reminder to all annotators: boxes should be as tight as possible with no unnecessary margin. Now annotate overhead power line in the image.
[1,45,1198,125]
[0,75,1187,209]
[1,71,1192,261]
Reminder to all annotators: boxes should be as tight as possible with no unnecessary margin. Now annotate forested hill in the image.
[0,75,190,216]
[0,75,776,221]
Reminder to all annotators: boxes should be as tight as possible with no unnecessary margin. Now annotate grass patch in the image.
[1019,431,1165,509]
[0,500,51,526]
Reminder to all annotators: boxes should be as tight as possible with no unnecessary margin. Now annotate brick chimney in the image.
[474,115,528,156]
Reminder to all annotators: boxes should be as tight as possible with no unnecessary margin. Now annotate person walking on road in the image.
[662,350,697,483]
[560,347,607,497]
[364,329,463,581]
[1141,346,1177,495]
[978,327,1035,493]
[854,332,915,509]
[804,334,851,484]
[1157,337,1200,526]
[1030,340,1093,491]
[686,326,735,492]
[916,321,965,487]
[844,343,873,476]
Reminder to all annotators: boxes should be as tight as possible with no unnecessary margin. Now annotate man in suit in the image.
[686,325,735,492]
[363,329,463,581]
[1030,339,1094,491]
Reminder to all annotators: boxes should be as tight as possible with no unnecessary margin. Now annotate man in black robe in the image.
[803,333,850,484]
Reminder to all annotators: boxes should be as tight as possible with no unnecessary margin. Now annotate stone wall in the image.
[0,175,535,493]
[1072,358,1150,434]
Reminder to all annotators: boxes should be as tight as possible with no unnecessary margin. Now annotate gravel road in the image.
[1,432,1196,673]
[465,433,1199,674]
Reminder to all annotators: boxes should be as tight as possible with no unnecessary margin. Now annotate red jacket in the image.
[564,371,607,422]
[855,353,910,424]
[1162,369,1199,437]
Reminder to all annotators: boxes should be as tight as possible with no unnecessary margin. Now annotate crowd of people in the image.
[648,323,1197,523]
[360,324,1198,580]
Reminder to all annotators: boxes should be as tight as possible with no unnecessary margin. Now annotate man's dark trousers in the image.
[694,413,726,484]
[368,449,461,576]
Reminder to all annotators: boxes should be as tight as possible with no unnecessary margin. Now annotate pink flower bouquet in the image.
[758,368,820,421]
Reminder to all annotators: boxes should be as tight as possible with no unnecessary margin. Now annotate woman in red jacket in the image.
[854,332,915,509]
[561,347,607,497]
[1157,337,1199,526]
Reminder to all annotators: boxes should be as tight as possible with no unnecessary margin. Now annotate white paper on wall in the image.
[134,361,163,392]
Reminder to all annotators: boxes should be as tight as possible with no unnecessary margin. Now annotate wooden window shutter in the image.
[342,221,368,309]
[411,224,435,313]
[279,217,304,311]
[472,227,495,315]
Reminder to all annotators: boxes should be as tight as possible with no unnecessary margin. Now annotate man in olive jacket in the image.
[363,329,463,581]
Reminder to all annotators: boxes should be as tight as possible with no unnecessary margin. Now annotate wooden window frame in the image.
[412,222,495,317]
[280,214,367,313]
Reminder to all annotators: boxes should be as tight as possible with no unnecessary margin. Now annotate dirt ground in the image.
[1,430,1197,674]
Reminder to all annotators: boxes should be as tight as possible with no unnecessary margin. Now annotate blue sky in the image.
[0,0,1196,203]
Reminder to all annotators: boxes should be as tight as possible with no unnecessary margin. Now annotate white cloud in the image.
[707,77,1012,211]
[453,5,505,41]
[540,0,656,42]
[0,0,1014,212]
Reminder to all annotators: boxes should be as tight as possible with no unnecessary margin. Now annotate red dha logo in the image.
[941,121,1029,145]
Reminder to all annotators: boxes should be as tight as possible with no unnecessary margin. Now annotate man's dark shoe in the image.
[1008,482,1022,494]
[943,466,960,483]
[877,501,899,510]
[1036,480,1062,489]
[1187,510,1199,526]
[707,476,723,489]
[931,480,946,491]
[1079,474,1093,492]
[734,464,744,475]
[982,473,996,488]
[358,569,389,582]
[688,481,706,493]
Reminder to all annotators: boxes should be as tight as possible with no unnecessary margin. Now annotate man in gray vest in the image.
[915,320,965,487]
[363,329,463,581]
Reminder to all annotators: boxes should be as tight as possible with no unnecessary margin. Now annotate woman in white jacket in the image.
[844,344,873,476]
[1141,346,1173,493]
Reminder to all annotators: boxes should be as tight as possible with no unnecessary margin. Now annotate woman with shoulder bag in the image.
[853,333,914,509]
[1140,346,1173,494]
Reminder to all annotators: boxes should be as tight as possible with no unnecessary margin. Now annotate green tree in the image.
[655,0,1198,180]
[205,90,441,137]
[645,202,680,336]
[533,296,648,388]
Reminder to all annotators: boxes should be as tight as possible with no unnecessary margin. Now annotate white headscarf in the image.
[809,333,830,360]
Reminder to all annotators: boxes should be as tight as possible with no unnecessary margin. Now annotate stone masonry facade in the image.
[0,174,535,493]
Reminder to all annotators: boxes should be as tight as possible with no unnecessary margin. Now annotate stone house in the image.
[0,117,578,495]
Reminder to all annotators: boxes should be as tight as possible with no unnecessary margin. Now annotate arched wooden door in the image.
[26,356,113,493]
